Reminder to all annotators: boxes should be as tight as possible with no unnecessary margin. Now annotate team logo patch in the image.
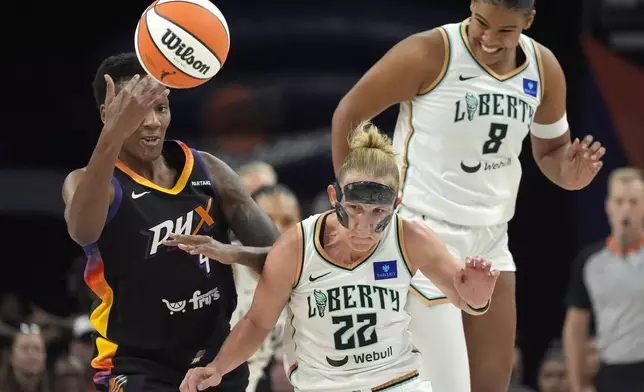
[374,260,397,280]
[523,78,538,97]
[191,349,207,365]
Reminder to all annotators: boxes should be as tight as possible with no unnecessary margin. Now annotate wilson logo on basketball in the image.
[160,29,211,75]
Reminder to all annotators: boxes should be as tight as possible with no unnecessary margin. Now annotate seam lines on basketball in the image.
[144,12,199,81]
[153,6,224,68]
[155,0,230,40]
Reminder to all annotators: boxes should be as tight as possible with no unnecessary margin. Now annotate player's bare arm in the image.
[563,307,593,391]
[63,75,168,246]
[531,44,606,190]
[401,218,498,315]
[180,226,299,392]
[198,151,280,273]
[331,29,445,174]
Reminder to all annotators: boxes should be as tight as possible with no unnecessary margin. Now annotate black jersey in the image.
[83,140,244,386]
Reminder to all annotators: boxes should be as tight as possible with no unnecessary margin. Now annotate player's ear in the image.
[470,0,475,13]
[524,9,536,30]
[100,104,106,124]
[327,184,337,207]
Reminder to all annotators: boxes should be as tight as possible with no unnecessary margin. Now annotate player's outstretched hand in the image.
[454,256,499,309]
[102,74,169,140]
[180,365,222,392]
[560,135,606,190]
[163,234,239,265]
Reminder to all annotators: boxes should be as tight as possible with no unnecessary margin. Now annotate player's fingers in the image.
[198,374,221,391]
[592,146,606,161]
[584,141,600,159]
[168,234,209,245]
[121,74,141,95]
[132,74,156,99]
[588,141,602,154]
[565,138,580,160]
[188,370,205,392]
[144,87,170,108]
[592,161,603,171]
[179,369,192,392]
[178,244,198,253]
[481,259,491,272]
[581,135,593,150]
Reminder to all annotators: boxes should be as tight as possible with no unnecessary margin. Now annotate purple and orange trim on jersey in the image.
[83,244,118,386]
[106,177,123,225]
[115,140,194,195]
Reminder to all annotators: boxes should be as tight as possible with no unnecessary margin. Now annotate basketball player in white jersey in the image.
[230,184,301,392]
[331,1,606,391]
[175,123,499,392]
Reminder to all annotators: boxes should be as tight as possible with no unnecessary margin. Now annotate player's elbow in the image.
[66,216,101,247]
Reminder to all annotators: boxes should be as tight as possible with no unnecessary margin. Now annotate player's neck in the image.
[118,153,169,183]
[619,230,644,249]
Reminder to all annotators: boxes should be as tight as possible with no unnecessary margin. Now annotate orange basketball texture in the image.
[135,0,230,89]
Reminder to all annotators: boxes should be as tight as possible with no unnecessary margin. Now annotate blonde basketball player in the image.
[331,1,606,391]
[230,184,302,392]
[176,123,499,392]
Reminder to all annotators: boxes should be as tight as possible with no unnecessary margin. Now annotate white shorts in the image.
[398,210,515,302]
[294,376,432,392]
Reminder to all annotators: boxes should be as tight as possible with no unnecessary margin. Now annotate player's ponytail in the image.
[338,121,400,190]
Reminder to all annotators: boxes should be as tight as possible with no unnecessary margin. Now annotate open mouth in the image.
[140,136,161,147]
[480,44,502,54]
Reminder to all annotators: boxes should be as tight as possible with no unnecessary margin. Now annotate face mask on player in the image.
[333,181,397,233]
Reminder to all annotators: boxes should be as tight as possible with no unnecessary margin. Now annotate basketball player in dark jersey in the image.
[62,53,280,392]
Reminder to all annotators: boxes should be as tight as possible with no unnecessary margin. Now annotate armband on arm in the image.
[531,113,569,139]
[466,300,490,314]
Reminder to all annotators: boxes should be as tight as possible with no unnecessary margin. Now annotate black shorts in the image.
[94,362,249,392]
[595,361,644,392]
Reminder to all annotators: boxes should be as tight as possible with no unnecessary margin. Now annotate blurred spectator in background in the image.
[563,167,644,392]
[510,342,537,392]
[52,315,95,392]
[538,341,570,392]
[0,323,50,392]
[238,161,278,195]
[66,256,95,314]
[231,184,299,392]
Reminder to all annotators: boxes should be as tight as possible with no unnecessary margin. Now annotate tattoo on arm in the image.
[199,151,280,248]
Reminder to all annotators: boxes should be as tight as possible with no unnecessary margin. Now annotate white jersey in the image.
[282,212,421,392]
[393,19,545,226]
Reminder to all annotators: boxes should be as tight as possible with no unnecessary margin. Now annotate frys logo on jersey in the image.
[142,198,216,258]
[453,92,536,125]
[307,284,401,319]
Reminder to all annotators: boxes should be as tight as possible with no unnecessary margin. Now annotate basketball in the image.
[134,0,230,89]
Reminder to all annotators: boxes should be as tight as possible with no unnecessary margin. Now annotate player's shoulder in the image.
[573,240,608,269]
[528,38,562,73]
[397,215,437,244]
[401,28,447,58]
[268,223,303,259]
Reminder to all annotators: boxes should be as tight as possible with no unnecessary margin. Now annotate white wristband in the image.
[531,113,569,139]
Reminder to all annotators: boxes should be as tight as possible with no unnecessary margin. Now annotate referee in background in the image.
[563,167,644,392]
